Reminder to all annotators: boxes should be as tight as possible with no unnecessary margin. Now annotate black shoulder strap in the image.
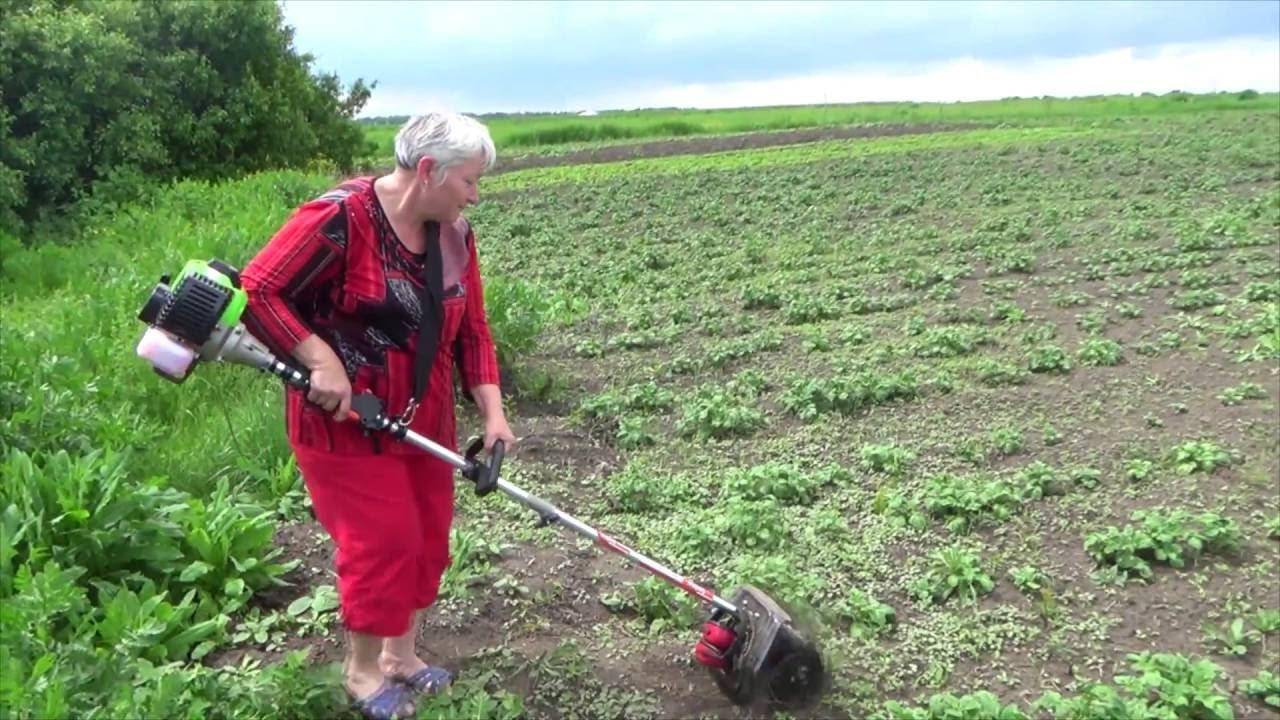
[411,221,445,407]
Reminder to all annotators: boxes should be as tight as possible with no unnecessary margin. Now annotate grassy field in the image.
[361,91,1279,159]
[2,100,1278,719]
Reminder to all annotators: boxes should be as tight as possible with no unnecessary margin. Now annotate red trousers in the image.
[293,444,455,637]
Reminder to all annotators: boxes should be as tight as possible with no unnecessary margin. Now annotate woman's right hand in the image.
[307,358,352,421]
[292,336,352,422]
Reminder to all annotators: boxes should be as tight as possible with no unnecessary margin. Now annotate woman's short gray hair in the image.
[394,112,497,180]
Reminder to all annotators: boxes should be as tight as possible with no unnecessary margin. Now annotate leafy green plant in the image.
[1252,608,1280,634]
[991,300,1027,324]
[718,498,787,551]
[1027,345,1072,373]
[1008,565,1048,594]
[1240,670,1280,707]
[912,325,986,358]
[911,545,995,605]
[605,463,701,515]
[1114,652,1232,720]
[877,487,929,532]
[94,580,226,663]
[415,672,527,720]
[1115,301,1144,319]
[229,607,286,649]
[1123,458,1156,483]
[484,274,553,367]
[676,382,766,440]
[722,462,826,505]
[741,284,783,310]
[1034,683,1157,719]
[837,588,896,639]
[974,358,1029,387]
[1170,289,1226,311]
[1077,338,1123,366]
[860,443,918,476]
[881,691,1027,720]
[800,328,832,353]
[840,324,872,345]
[1170,440,1232,474]
[284,584,339,637]
[1051,290,1091,308]
[951,438,989,466]
[1201,617,1257,656]
[0,448,186,587]
[1068,466,1101,490]
[1085,509,1242,581]
[1218,381,1267,405]
[168,479,296,611]
[622,577,701,632]
[922,473,1022,533]
[616,416,657,450]
[1042,424,1063,446]
[782,293,842,324]
[440,527,505,599]
[1014,461,1062,498]
[781,369,919,420]
[1243,280,1280,302]
[1075,310,1109,335]
[720,554,823,609]
[989,426,1025,456]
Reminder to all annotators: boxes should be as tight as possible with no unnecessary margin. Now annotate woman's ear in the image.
[417,156,438,186]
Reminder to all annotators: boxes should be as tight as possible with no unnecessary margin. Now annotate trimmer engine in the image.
[136,259,298,385]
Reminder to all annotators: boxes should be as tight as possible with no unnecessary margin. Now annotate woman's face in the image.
[427,154,486,222]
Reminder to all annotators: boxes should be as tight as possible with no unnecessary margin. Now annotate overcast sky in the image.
[278,0,1280,117]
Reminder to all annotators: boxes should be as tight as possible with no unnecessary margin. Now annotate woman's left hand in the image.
[484,415,517,453]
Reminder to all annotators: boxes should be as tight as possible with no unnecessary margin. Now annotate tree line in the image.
[1,0,374,238]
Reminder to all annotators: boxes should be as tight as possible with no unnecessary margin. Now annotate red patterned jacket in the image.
[241,177,500,455]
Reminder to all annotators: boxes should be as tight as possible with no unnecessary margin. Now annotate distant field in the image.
[361,91,1279,162]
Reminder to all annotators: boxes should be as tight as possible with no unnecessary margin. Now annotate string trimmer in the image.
[134,258,828,709]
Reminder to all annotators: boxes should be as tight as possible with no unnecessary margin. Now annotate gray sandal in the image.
[396,665,454,695]
[350,679,416,720]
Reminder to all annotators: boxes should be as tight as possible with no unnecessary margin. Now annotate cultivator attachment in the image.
[696,586,827,708]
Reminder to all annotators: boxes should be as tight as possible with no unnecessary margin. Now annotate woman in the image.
[241,111,516,720]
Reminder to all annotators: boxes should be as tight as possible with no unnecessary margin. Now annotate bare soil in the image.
[493,123,990,174]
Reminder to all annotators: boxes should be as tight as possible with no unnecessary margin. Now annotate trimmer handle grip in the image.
[463,438,504,497]
[281,367,364,424]
[271,361,311,393]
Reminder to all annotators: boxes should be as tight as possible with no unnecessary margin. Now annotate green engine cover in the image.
[174,259,247,328]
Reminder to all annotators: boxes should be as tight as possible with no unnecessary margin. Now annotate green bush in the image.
[2,0,373,235]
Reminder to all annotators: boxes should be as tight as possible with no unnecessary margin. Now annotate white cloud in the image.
[567,37,1280,111]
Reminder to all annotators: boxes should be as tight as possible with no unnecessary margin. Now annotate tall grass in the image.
[1,170,550,498]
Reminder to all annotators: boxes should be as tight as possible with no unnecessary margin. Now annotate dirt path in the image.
[493,122,989,173]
